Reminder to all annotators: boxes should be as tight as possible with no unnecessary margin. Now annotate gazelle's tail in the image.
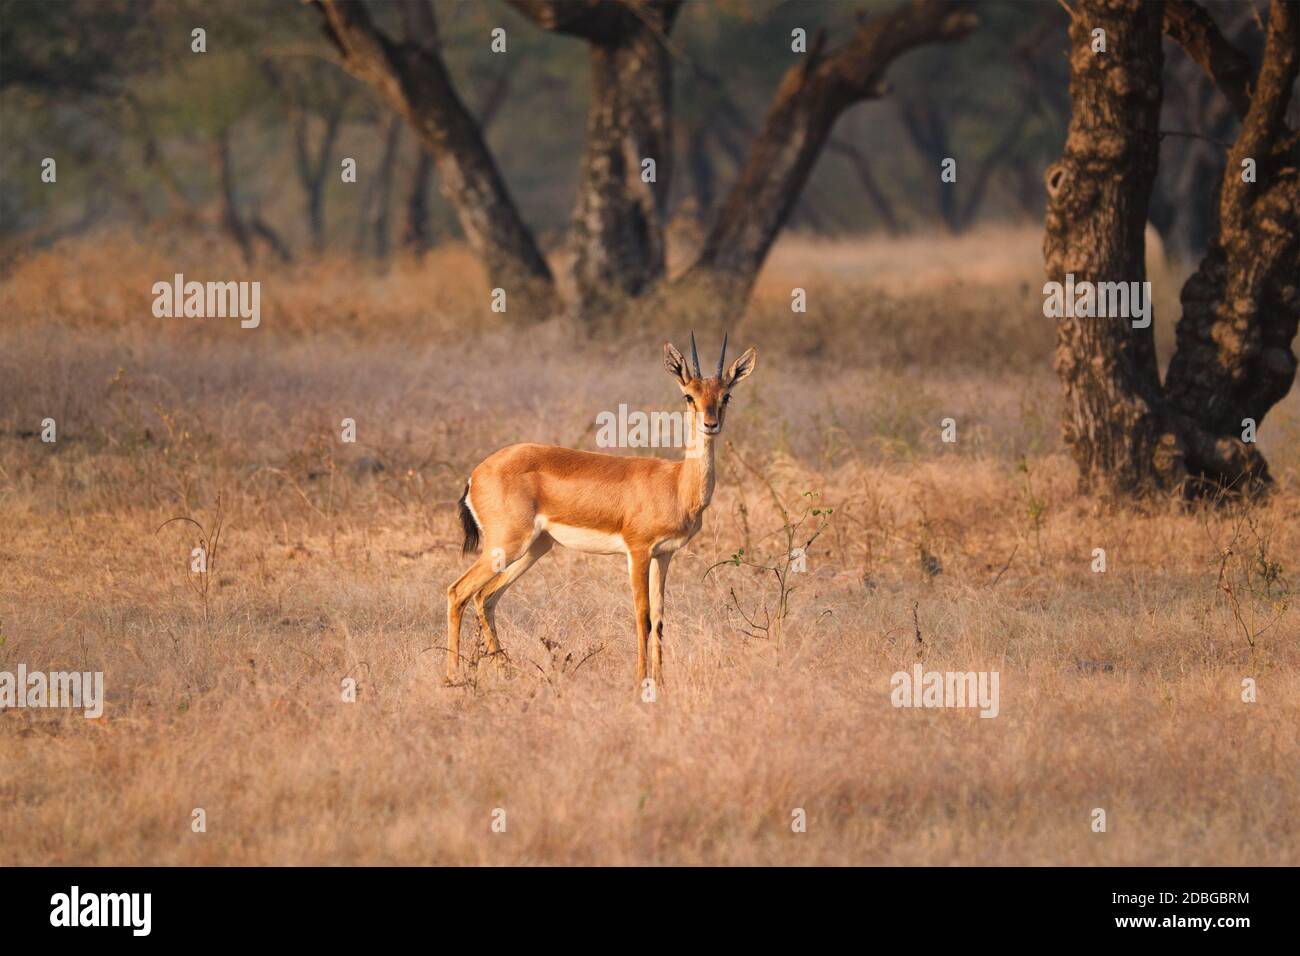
[458,482,481,556]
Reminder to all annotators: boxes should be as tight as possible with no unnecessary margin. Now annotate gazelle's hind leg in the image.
[473,534,553,658]
[447,523,539,682]
[446,556,500,683]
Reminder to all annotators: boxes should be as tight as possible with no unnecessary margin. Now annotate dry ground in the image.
[1,226,1297,865]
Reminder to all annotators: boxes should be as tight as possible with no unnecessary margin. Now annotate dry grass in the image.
[1,226,1297,865]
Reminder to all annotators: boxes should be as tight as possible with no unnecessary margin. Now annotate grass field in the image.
[1,225,1297,865]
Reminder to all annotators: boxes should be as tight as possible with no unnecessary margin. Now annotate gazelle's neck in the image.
[681,421,717,514]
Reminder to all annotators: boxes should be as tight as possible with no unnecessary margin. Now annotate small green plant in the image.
[1017,456,1048,565]
[1201,500,1292,660]
[156,492,225,628]
[706,444,833,649]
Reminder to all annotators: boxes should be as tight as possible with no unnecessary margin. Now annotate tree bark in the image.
[1048,0,1300,498]
[677,0,978,315]
[402,53,522,258]
[1162,0,1299,488]
[509,0,681,319]
[1043,0,1173,498]
[314,0,556,317]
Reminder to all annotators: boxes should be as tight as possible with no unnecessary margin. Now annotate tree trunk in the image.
[399,0,437,259]
[1161,0,1253,119]
[249,214,294,265]
[1043,0,1173,498]
[261,58,349,254]
[402,149,435,258]
[899,97,960,231]
[508,0,681,320]
[400,57,517,260]
[372,116,403,258]
[214,126,293,267]
[1047,0,1300,498]
[676,0,978,320]
[314,0,556,318]
[1162,0,1299,488]
[214,126,255,266]
[293,103,345,252]
[958,103,1032,230]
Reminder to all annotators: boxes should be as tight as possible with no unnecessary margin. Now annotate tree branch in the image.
[682,0,978,303]
[1162,0,1254,120]
[1233,0,1299,161]
[312,0,555,303]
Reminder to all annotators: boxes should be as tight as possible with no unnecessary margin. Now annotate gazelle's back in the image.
[471,443,683,534]
[476,442,676,480]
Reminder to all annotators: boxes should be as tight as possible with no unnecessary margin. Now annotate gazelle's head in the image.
[664,333,757,437]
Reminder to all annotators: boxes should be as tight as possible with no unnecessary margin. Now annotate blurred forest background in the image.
[0,0,1270,267]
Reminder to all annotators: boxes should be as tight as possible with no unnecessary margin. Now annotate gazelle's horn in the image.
[690,331,702,379]
[716,332,728,379]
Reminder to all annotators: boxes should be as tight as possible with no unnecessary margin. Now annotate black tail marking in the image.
[459,482,481,556]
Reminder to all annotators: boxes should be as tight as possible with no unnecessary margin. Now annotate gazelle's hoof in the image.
[484,651,517,680]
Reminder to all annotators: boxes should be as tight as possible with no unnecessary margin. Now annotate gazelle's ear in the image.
[664,341,691,385]
[725,347,757,387]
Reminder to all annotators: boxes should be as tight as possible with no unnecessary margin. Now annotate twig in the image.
[989,543,1020,588]
[1159,129,1232,148]
[571,643,608,674]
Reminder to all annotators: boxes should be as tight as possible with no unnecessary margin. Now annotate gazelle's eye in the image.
[685,395,695,405]
[722,394,731,405]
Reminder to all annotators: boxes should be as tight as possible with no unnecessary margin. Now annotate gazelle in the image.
[446,334,757,687]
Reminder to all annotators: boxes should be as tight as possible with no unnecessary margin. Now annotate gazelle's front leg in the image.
[628,550,652,686]
[648,553,672,687]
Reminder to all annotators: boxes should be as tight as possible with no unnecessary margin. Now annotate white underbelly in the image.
[541,518,627,555]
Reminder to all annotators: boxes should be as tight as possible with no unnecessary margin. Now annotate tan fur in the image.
[446,341,757,687]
